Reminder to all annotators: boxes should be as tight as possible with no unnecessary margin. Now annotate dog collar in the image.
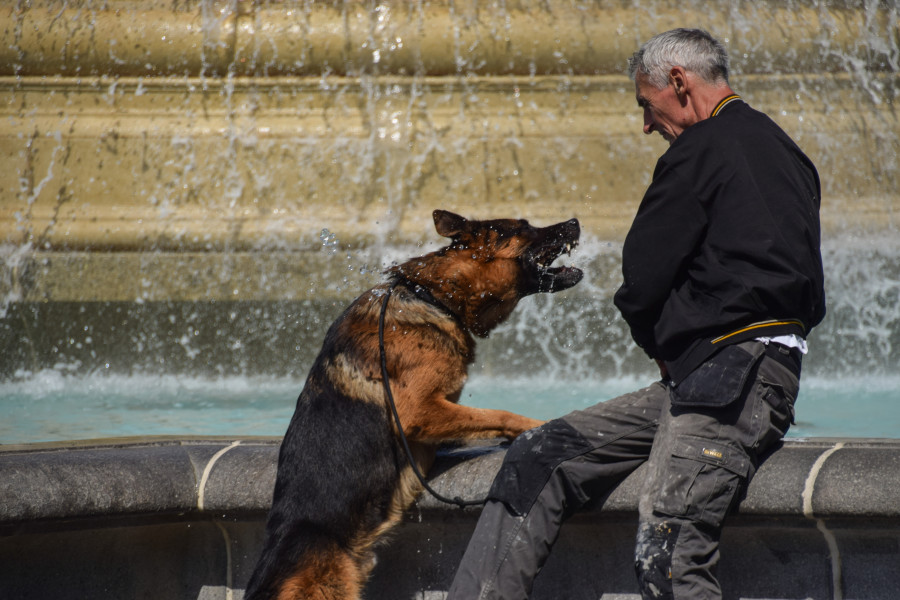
[389,276,458,322]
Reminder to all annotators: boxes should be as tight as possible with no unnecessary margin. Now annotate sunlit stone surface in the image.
[0,1,897,379]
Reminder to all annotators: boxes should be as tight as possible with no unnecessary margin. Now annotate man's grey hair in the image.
[628,28,730,89]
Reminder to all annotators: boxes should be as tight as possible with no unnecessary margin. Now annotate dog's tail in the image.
[244,531,365,600]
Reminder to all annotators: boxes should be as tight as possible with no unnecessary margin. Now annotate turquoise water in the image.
[1,372,897,444]
[466,375,900,440]
[2,233,898,445]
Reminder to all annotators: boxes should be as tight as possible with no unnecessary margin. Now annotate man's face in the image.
[635,72,692,144]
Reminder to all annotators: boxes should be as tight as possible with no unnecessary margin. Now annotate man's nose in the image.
[642,110,655,135]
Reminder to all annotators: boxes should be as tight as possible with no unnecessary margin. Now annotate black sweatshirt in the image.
[613,99,826,383]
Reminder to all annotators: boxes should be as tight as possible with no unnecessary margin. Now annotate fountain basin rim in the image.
[2,435,899,536]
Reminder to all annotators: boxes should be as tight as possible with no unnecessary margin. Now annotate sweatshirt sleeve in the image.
[613,157,708,356]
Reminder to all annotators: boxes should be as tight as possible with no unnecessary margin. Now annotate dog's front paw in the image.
[504,417,545,439]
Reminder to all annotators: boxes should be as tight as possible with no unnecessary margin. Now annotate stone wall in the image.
[1,436,899,599]
[1,1,898,378]
[2,1,897,257]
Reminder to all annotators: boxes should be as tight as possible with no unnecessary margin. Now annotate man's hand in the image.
[655,359,669,381]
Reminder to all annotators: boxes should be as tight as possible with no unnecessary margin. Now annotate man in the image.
[446,28,825,599]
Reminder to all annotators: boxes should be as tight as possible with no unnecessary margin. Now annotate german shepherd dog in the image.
[244,210,582,600]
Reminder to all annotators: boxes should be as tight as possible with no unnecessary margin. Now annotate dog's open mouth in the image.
[535,241,583,293]
[527,219,584,293]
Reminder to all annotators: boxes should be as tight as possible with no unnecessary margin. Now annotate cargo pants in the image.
[446,340,799,600]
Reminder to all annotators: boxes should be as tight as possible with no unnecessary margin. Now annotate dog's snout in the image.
[563,218,580,237]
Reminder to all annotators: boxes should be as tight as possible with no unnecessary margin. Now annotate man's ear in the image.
[433,210,467,238]
[670,66,688,99]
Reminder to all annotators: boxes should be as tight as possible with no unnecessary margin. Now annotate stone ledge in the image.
[2,436,898,532]
[3,1,894,78]
[2,436,899,600]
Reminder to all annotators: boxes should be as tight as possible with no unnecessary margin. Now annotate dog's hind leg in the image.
[274,543,364,600]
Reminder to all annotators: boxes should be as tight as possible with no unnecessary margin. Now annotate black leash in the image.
[378,279,486,508]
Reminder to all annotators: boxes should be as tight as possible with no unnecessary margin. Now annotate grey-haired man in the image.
[447,28,825,600]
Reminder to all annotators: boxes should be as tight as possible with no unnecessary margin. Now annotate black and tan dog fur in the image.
[244,210,582,600]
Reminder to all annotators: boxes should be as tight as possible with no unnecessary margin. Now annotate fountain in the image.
[2,0,899,384]
[1,1,899,599]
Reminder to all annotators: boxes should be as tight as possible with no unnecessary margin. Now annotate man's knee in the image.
[634,519,678,599]
[488,418,593,516]
[635,517,724,600]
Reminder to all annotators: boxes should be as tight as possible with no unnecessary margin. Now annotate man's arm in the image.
[613,158,707,357]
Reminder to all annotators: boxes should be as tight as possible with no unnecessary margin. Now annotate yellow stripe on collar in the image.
[711,94,741,117]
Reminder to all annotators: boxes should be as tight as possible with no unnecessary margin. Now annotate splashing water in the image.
[0,1,898,443]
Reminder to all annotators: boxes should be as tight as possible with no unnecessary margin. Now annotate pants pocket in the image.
[652,435,751,528]
[761,376,797,426]
[670,342,764,408]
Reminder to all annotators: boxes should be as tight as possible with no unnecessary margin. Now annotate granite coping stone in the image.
[1,437,898,531]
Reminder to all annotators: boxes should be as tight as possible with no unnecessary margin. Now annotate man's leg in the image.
[634,343,799,599]
[447,382,666,600]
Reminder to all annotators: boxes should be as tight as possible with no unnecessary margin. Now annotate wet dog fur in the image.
[244,210,582,600]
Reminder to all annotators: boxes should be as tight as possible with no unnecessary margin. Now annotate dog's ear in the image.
[433,210,467,238]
